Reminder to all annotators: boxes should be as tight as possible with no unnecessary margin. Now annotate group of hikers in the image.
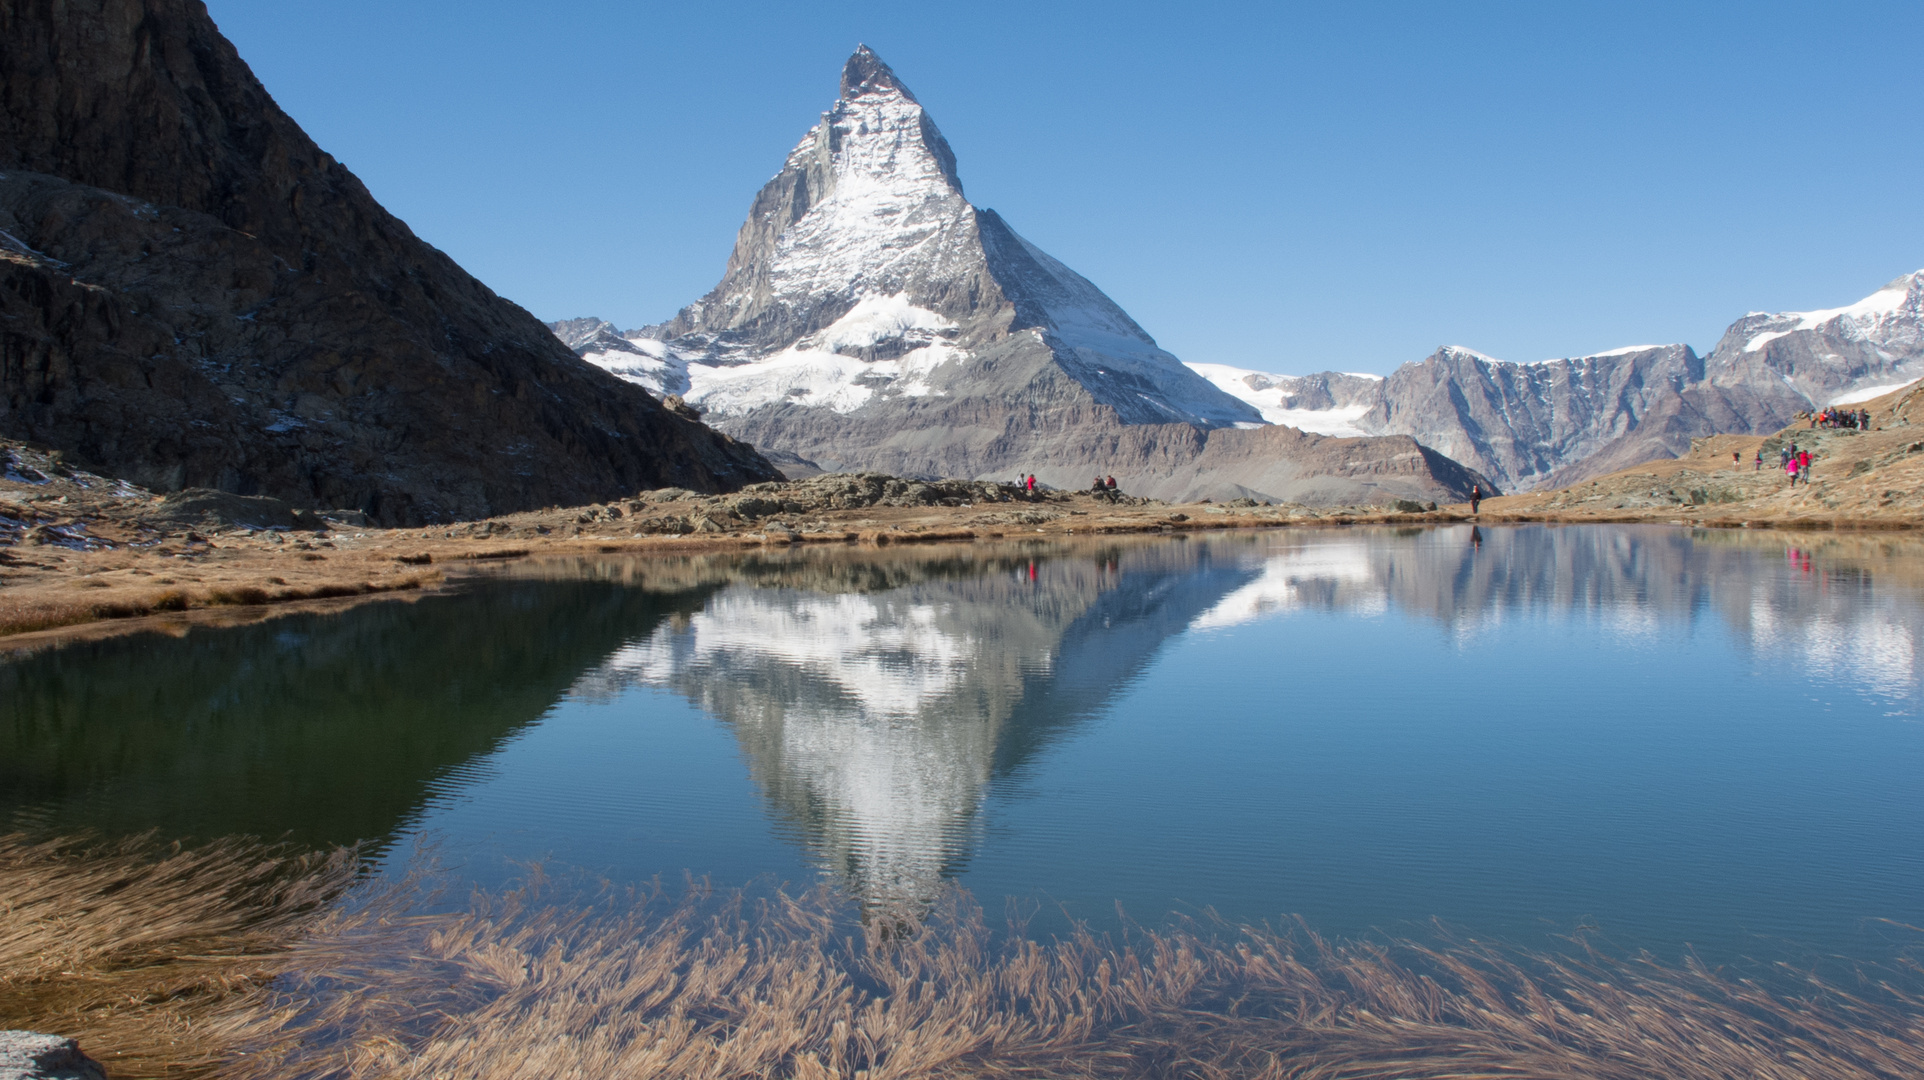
[1010,474,1122,496]
[1780,443,1815,486]
[1811,407,1871,430]
[1728,441,1820,487]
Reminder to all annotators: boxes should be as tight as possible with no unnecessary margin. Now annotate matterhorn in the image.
[556,47,1487,505]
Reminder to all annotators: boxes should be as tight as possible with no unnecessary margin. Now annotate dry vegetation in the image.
[5,834,1923,1080]
[0,833,362,1078]
[0,453,1460,651]
[1485,381,1924,528]
[9,383,1924,650]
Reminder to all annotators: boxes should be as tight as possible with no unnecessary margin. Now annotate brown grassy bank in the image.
[0,462,1467,650]
[4,835,1922,1080]
[0,569,442,639]
[14,382,1924,647]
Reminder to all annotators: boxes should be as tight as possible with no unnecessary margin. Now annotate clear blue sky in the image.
[204,0,1923,375]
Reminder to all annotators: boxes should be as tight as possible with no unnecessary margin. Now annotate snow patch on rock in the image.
[1184,362,1377,436]
[1829,378,1921,406]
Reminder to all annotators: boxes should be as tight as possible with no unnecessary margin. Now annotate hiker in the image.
[1026,474,1037,495]
[1754,450,1763,471]
[1799,449,1812,483]
[1105,476,1117,491]
[1732,451,1741,469]
[1470,484,1483,515]
[1861,408,1873,430]
[1091,475,1106,493]
[1787,456,1800,487]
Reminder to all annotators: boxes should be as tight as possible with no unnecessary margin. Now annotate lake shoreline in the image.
[6,478,1923,651]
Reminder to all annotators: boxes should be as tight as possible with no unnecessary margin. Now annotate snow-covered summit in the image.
[554,46,1260,481]
[1709,270,1924,408]
[1733,271,1923,354]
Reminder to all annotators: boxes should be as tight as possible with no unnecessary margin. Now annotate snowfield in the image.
[1184,362,1376,437]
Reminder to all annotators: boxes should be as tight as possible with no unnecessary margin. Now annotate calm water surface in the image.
[6,525,1922,961]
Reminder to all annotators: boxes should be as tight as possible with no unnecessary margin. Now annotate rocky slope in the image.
[1481,379,1924,525]
[556,47,1487,507]
[0,0,776,525]
[1202,271,1924,493]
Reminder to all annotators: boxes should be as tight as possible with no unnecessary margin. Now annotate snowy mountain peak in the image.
[840,44,918,103]
[556,46,1264,481]
[1706,269,1924,409]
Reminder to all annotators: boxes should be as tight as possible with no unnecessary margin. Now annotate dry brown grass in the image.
[240,887,1924,1080]
[4,834,1921,1080]
[0,833,364,1078]
[0,573,438,637]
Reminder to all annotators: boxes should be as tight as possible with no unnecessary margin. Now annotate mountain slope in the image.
[633,47,1255,434]
[1193,271,1924,492]
[0,0,776,524]
[557,47,1487,507]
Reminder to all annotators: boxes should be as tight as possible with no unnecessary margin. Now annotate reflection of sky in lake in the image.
[8,525,1924,960]
[490,526,1924,953]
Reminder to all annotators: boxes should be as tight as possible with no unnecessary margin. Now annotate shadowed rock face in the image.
[555,47,1488,507]
[0,0,777,524]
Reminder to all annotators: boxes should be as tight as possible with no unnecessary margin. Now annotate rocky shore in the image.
[1479,381,1924,528]
[0,1032,105,1080]
[0,441,1481,647]
[7,380,1924,649]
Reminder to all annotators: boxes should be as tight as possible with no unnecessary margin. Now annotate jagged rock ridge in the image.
[556,47,1489,507]
[0,0,777,524]
[1194,271,1924,491]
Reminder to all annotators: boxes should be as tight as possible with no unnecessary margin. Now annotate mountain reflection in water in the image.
[553,526,1920,914]
[568,544,1255,911]
[4,526,1921,946]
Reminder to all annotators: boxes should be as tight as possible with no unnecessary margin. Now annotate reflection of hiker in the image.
[1470,525,1483,550]
[1470,484,1483,515]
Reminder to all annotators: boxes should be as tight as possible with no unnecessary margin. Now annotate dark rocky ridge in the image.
[0,0,776,524]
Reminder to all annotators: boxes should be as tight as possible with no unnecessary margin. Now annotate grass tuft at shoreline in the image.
[0,572,440,638]
[3,834,1922,1080]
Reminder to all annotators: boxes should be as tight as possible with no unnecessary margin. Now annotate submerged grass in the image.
[3,833,1921,1079]
[0,833,364,1078]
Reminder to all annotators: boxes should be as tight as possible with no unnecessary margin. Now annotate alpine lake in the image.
[7,523,1924,968]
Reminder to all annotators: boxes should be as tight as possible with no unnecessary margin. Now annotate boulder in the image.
[153,488,316,530]
[0,1032,107,1080]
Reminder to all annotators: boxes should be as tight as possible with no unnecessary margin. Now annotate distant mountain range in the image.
[0,0,775,524]
[1191,271,1924,490]
[557,46,1920,501]
[554,47,1487,507]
